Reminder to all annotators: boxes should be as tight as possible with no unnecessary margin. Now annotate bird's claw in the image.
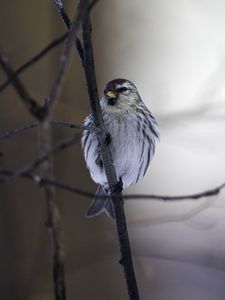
[104,133,112,146]
[112,177,123,195]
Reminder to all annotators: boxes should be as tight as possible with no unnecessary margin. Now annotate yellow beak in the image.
[106,90,117,99]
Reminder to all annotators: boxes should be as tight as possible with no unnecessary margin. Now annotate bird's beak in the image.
[106,91,117,99]
[106,90,117,106]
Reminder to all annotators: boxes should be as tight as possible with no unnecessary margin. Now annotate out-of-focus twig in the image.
[0,120,97,141]
[52,0,84,63]
[0,33,67,94]
[0,49,45,119]
[0,123,37,140]
[46,0,94,114]
[15,133,81,177]
[37,2,99,299]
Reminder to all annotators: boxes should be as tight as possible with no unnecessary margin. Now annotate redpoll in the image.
[82,78,159,218]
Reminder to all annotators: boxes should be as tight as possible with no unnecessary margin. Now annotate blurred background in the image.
[1,0,225,299]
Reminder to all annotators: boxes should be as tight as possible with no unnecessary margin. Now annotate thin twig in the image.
[0,123,37,140]
[0,33,67,94]
[48,180,225,201]
[0,49,45,119]
[37,2,98,299]
[1,169,224,202]
[46,0,93,113]
[0,2,86,120]
[52,0,84,63]
[41,179,225,201]
[0,1,97,99]
[0,120,97,141]
[15,133,81,177]
[38,120,66,300]
[50,120,97,132]
[34,4,84,299]
[80,2,140,299]
[52,0,99,65]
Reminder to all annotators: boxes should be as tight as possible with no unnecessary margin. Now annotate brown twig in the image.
[15,133,81,177]
[0,120,97,141]
[0,49,45,119]
[0,22,68,300]
[46,0,95,114]
[34,5,86,299]
[52,0,84,63]
[38,120,66,300]
[1,169,224,202]
[0,33,67,94]
[37,2,99,299]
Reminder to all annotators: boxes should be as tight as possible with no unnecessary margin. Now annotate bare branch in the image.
[0,33,67,94]
[0,120,97,141]
[37,120,66,300]
[52,0,84,63]
[46,0,94,114]
[50,120,97,131]
[34,6,83,298]
[0,123,37,140]
[124,183,225,201]
[0,0,97,96]
[80,1,140,299]
[0,49,45,119]
[1,169,225,202]
[0,0,89,120]
[31,178,225,202]
[16,133,81,177]
[35,2,99,299]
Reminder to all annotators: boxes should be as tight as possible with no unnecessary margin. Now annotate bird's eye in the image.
[117,87,128,93]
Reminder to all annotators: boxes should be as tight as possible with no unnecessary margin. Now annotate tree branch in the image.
[38,120,66,300]
[0,49,45,119]
[15,133,81,177]
[46,0,96,114]
[52,0,84,63]
[0,120,97,141]
[35,2,100,299]
[34,4,87,298]
[0,33,67,94]
[0,0,90,120]
[1,169,224,202]
[80,1,140,299]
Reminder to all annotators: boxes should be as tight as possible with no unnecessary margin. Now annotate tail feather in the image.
[86,185,115,219]
[104,196,115,219]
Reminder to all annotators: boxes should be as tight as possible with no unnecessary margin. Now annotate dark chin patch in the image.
[108,98,117,106]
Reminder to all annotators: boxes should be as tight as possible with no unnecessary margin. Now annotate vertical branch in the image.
[0,48,68,299]
[37,7,85,300]
[0,47,67,299]
[38,121,66,300]
[38,3,94,299]
[81,2,140,299]
[0,2,96,299]
[52,0,84,64]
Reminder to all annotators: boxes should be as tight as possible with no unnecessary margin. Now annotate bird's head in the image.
[101,78,141,110]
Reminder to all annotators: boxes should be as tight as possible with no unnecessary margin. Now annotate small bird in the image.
[82,78,159,218]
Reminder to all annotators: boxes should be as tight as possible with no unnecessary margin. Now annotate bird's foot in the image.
[112,177,123,195]
[104,133,112,146]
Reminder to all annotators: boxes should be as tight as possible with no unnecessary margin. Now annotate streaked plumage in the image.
[82,78,159,218]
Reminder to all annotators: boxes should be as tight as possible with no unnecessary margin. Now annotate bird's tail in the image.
[86,185,115,219]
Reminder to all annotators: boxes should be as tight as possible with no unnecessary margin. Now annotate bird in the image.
[82,78,159,218]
